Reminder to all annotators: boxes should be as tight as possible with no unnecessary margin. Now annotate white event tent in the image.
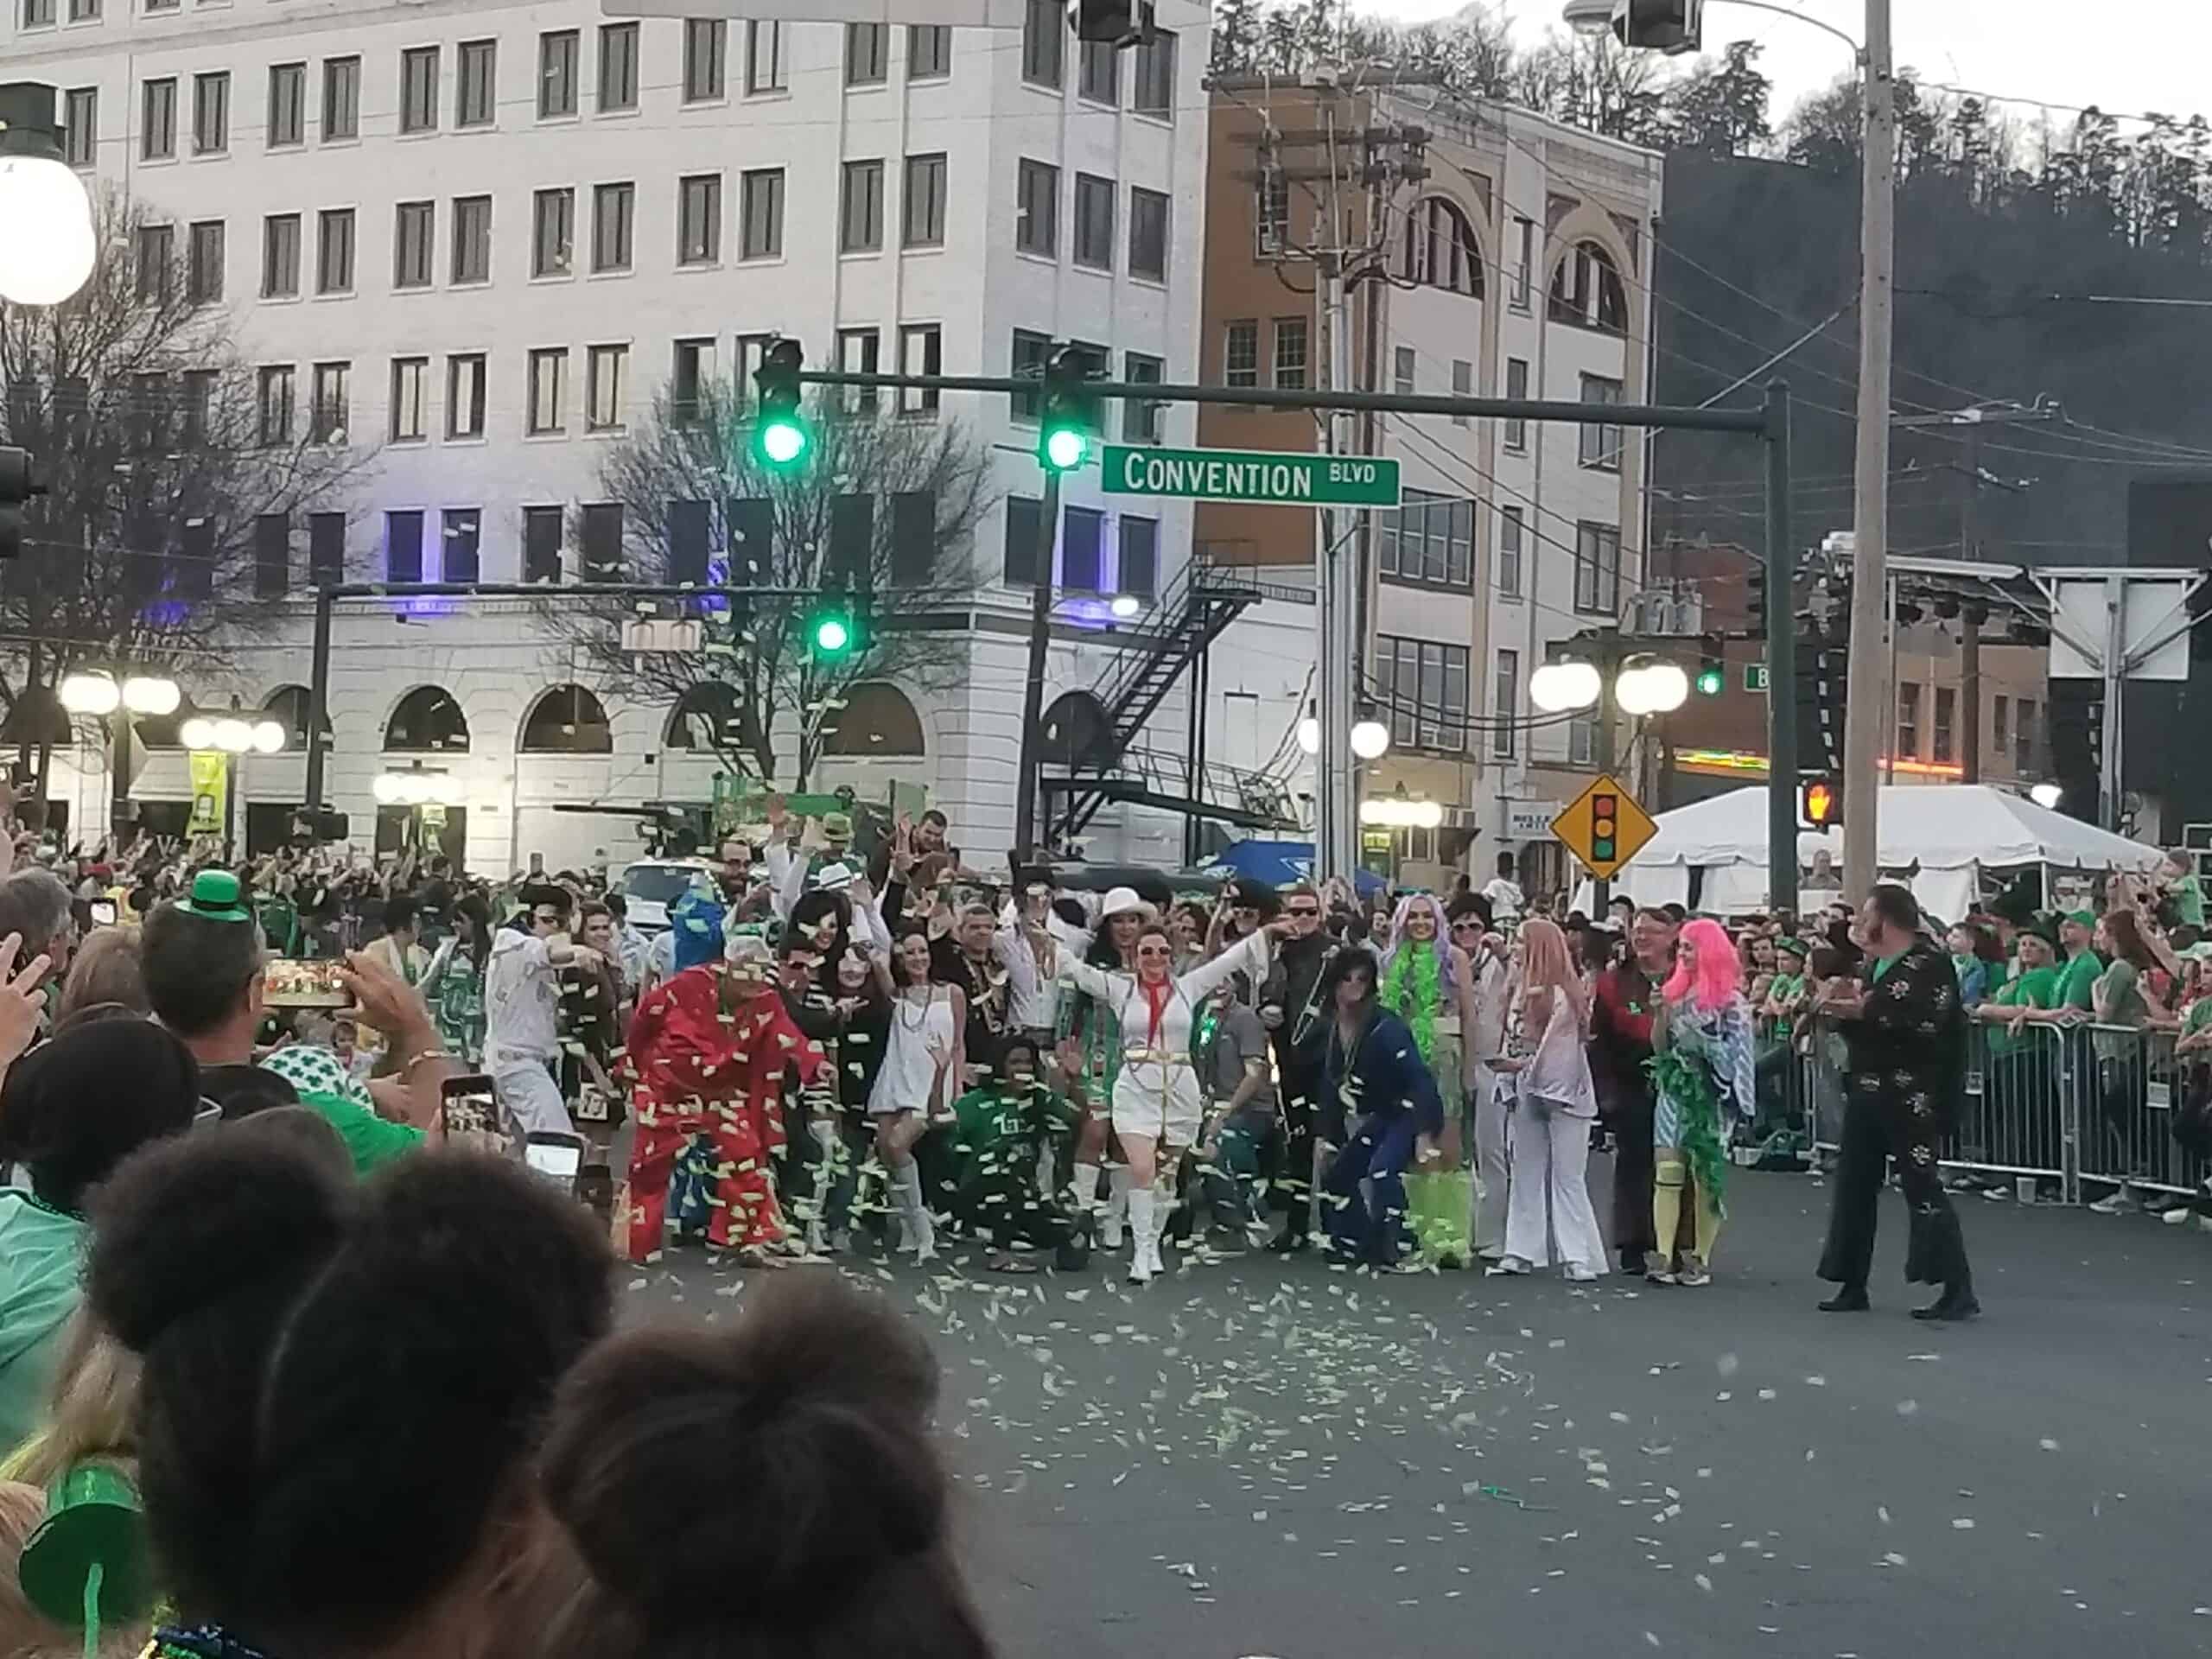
[1576,785,2166,923]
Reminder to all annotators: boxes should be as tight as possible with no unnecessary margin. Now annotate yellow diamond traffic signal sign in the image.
[1551,772,1657,880]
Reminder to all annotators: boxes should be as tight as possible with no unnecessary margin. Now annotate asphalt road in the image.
[632,1165,2212,1658]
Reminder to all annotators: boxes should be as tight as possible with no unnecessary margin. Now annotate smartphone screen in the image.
[263,957,350,1008]
[440,1074,502,1148]
[524,1131,584,1187]
[89,899,117,927]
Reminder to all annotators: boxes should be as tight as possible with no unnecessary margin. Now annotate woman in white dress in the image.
[1489,917,1607,1281]
[867,925,965,1262]
[1058,918,1278,1281]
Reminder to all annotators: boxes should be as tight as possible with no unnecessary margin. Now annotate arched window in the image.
[520,684,613,754]
[262,684,333,748]
[384,687,470,753]
[1400,198,1484,297]
[820,681,925,759]
[1548,238,1629,334]
[1039,690,1113,770]
[663,682,744,751]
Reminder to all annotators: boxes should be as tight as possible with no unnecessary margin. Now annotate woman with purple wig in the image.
[1646,918,1757,1287]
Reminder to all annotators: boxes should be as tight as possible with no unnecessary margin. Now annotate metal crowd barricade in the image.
[2074,1022,2201,1202]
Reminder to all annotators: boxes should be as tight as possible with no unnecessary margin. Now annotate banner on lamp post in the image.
[187,751,228,838]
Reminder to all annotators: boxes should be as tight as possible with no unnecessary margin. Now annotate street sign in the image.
[1550,772,1658,880]
[1101,444,1402,507]
[1504,801,1560,839]
[1743,663,1768,693]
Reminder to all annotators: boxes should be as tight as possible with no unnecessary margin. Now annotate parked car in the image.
[613,857,717,933]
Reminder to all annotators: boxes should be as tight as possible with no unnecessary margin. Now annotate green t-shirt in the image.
[298,1086,426,1175]
[1986,963,2058,1055]
[1765,972,1803,1036]
[2172,874,2206,928]
[2055,950,2103,1011]
[950,1084,1077,1187]
[0,1193,87,1454]
[2182,996,2212,1038]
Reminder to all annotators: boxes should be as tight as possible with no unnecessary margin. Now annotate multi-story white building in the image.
[10,0,1314,872]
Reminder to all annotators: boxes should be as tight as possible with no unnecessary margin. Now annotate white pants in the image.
[493,1058,575,1139]
[1470,1065,1510,1258]
[1503,1103,1605,1273]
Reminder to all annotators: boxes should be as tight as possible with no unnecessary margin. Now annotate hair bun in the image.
[543,1277,946,1630]
[87,1132,349,1352]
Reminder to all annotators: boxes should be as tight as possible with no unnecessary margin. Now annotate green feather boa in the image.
[1382,942,1442,1063]
[1647,1046,1729,1217]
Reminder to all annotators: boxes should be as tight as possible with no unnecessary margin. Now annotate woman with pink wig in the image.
[1647,918,1758,1286]
[1487,918,1606,1281]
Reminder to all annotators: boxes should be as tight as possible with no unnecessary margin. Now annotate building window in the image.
[262,214,301,299]
[1374,635,1469,754]
[135,223,173,302]
[1001,495,1041,584]
[531,188,575,277]
[683,18,726,101]
[142,79,176,162]
[308,511,346,584]
[591,182,633,272]
[527,347,568,435]
[1933,684,1955,765]
[539,30,579,118]
[1497,506,1523,597]
[310,360,349,443]
[1129,187,1168,282]
[451,195,491,283]
[739,168,783,258]
[321,57,359,141]
[734,334,775,411]
[902,153,946,248]
[1255,171,1289,255]
[1376,488,1472,587]
[187,220,224,303]
[1123,352,1162,442]
[389,356,428,442]
[62,88,96,168]
[1579,373,1623,470]
[585,343,626,431]
[446,353,486,439]
[840,159,885,254]
[1223,320,1258,389]
[1077,38,1118,104]
[898,323,941,416]
[1392,346,1414,397]
[836,327,880,413]
[1061,506,1103,591]
[908,23,950,78]
[1569,714,1596,766]
[581,504,624,581]
[267,66,304,149]
[1993,695,2010,762]
[394,201,434,289]
[846,22,888,84]
[1072,174,1114,270]
[257,365,295,446]
[22,0,53,23]
[443,508,481,582]
[1574,520,1621,614]
[1272,316,1308,390]
[1897,682,1922,760]
[1399,196,1482,296]
[1511,215,1534,309]
[1119,515,1158,599]
[677,174,721,264]
[399,47,438,133]
[598,23,639,111]
[1020,0,1062,87]
[1451,359,1471,424]
[672,338,715,425]
[1550,238,1629,334]
[1492,649,1518,759]
[192,71,228,155]
[2016,698,2037,772]
[1132,29,1174,118]
[746,21,786,92]
[1016,158,1058,256]
[385,510,424,582]
[456,39,496,126]
[1503,358,1529,450]
[524,505,563,582]
[254,514,290,599]
[1009,328,1050,423]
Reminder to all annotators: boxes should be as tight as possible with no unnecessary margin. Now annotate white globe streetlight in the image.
[1616,661,1690,716]
[0,86,98,308]
[1295,715,1321,756]
[372,772,405,805]
[58,673,120,716]
[179,716,216,751]
[2028,782,2063,810]
[250,719,286,754]
[123,676,181,715]
[212,716,253,753]
[1349,718,1390,761]
[1109,594,1141,620]
[1529,660,1602,714]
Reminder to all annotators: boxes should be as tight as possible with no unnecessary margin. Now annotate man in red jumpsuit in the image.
[624,929,829,1264]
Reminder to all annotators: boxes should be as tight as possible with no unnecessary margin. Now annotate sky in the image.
[1357,0,2212,132]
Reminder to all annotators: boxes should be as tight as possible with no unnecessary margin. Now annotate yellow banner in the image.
[187,751,229,837]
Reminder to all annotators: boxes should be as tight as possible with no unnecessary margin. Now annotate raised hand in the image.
[0,932,52,1065]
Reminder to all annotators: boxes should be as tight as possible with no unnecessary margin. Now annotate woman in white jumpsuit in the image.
[1058,920,1278,1281]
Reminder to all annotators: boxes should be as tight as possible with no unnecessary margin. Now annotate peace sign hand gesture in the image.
[0,932,53,1067]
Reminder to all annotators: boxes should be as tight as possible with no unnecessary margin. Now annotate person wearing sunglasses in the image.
[1258,884,1333,1254]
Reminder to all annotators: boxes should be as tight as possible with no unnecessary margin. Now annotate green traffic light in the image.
[1695,666,1724,696]
[759,417,808,467]
[813,614,851,653]
[1042,425,1088,471]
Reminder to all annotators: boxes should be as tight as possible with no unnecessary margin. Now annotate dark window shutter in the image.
[724,496,772,584]
[669,499,711,588]
[308,512,346,584]
[1060,505,1102,592]
[442,508,480,582]
[254,513,290,597]
[385,510,423,582]
[581,503,623,582]
[177,517,215,600]
[828,493,874,592]
[523,506,563,583]
[889,490,933,587]
[1002,494,1040,585]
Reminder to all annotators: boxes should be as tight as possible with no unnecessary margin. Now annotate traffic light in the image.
[1591,790,1618,865]
[804,594,867,661]
[753,338,808,470]
[1694,640,1724,696]
[1038,345,1097,474]
[1074,0,1155,46]
[1613,0,1701,54]
[0,446,38,561]
[1800,775,1841,830]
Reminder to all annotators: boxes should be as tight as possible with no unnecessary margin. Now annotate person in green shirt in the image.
[944,1035,1085,1273]
[1974,921,2064,1055]
[2164,851,2206,929]
[2053,909,2105,1011]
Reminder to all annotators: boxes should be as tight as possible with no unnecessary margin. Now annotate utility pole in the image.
[1011,470,1061,862]
[1840,0,1895,903]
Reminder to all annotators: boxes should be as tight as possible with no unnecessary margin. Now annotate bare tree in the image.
[537,373,992,788]
[0,192,372,793]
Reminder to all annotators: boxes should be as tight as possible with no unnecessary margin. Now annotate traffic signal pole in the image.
[1764,380,1798,913]
[1011,468,1062,861]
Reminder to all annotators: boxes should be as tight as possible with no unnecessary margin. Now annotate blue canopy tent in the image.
[1202,840,1388,899]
